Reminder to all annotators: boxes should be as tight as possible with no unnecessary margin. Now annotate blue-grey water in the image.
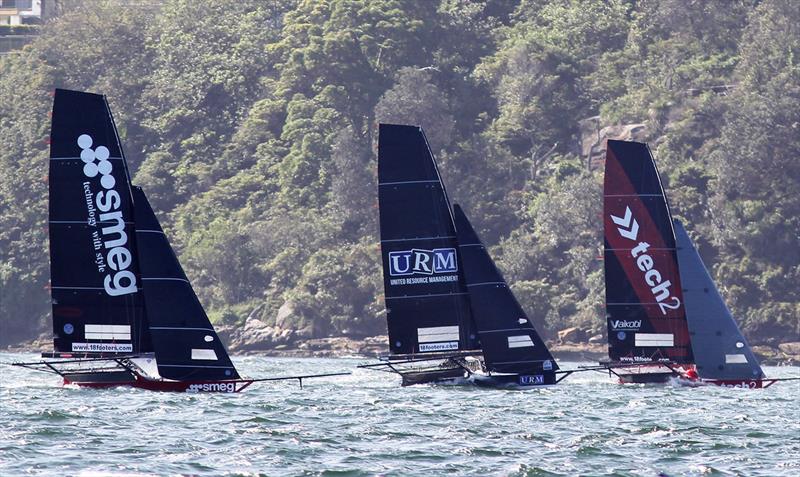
[0,354,798,477]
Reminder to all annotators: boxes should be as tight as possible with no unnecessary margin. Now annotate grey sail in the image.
[674,220,764,380]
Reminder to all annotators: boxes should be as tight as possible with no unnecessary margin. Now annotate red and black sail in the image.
[48,89,150,356]
[603,140,693,364]
[377,124,479,355]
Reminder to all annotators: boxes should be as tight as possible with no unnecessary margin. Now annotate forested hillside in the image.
[1,0,798,348]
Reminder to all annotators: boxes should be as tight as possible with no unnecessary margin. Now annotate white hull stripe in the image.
[725,354,748,364]
[136,229,165,234]
[635,333,674,347]
[158,364,232,369]
[150,327,215,332]
[191,349,219,361]
[507,335,535,348]
[418,325,460,343]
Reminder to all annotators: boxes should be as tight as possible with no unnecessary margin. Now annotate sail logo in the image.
[610,319,641,330]
[388,248,457,276]
[78,134,137,297]
[187,382,237,393]
[609,206,681,316]
[519,375,545,386]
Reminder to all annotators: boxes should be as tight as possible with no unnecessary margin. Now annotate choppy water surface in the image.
[0,354,798,476]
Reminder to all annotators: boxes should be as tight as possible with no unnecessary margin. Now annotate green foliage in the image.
[0,0,797,346]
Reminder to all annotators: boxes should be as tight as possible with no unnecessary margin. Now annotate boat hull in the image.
[471,371,557,389]
[63,374,254,393]
[400,367,466,386]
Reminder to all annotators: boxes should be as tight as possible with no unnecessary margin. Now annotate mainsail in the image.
[453,204,557,375]
[378,124,479,355]
[603,140,693,364]
[132,187,240,380]
[49,89,150,356]
[674,220,764,380]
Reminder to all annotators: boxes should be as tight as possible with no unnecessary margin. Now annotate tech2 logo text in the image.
[610,206,681,315]
[79,134,137,297]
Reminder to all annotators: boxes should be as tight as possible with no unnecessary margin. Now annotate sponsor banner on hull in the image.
[186,382,237,393]
[519,375,544,385]
[72,342,133,353]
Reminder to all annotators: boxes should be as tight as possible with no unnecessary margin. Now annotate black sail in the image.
[453,204,558,374]
[674,221,764,380]
[48,89,150,355]
[603,140,694,364]
[131,187,239,380]
[378,124,479,355]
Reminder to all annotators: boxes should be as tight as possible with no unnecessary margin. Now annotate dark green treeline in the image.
[1,0,797,346]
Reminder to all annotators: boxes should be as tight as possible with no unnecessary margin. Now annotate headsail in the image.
[132,186,239,380]
[453,205,557,374]
[48,89,150,356]
[603,140,693,364]
[674,221,764,379]
[378,124,479,355]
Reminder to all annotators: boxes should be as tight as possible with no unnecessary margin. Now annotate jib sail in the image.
[48,89,150,356]
[453,205,557,374]
[674,220,764,380]
[131,187,239,380]
[603,140,693,364]
[378,124,479,355]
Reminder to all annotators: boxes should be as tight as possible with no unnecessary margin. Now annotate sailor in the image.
[682,368,699,381]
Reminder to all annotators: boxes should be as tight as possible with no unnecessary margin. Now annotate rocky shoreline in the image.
[6,331,799,366]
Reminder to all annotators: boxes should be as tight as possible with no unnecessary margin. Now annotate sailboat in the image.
[598,139,781,388]
[13,89,348,392]
[359,124,570,387]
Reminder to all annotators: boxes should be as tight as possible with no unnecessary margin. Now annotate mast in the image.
[453,204,557,374]
[674,220,764,379]
[377,124,479,355]
[602,140,693,364]
[48,89,150,356]
[132,186,240,380]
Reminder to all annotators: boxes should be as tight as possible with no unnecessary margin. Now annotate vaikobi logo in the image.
[388,248,457,276]
[609,206,681,316]
[610,319,641,330]
[78,134,137,297]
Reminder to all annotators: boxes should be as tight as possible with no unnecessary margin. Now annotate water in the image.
[1,354,798,477]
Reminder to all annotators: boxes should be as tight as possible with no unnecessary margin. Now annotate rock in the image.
[228,317,296,352]
[588,334,604,344]
[778,342,800,356]
[275,300,296,329]
[558,327,585,344]
[580,117,648,170]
